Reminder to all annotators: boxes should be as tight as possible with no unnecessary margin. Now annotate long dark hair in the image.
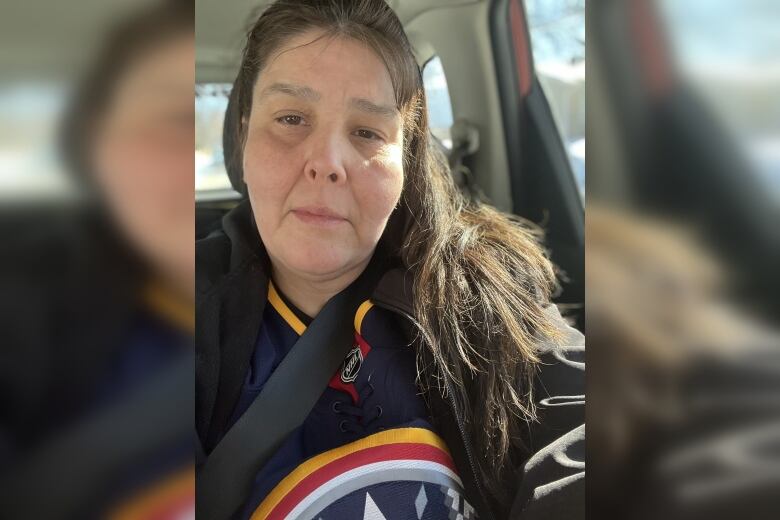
[224,0,560,504]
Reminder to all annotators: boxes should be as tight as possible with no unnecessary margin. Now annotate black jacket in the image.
[196,201,584,519]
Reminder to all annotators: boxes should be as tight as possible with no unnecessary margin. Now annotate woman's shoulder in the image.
[196,201,268,297]
[196,229,234,298]
[505,305,585,518]
[534,304,585,430]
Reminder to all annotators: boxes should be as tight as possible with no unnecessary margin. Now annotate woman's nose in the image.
[304,131,348,185]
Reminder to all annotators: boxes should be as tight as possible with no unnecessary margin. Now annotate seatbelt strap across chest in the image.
[196,257,385,520]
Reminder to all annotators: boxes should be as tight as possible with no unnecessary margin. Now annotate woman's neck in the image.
[269,258,371,318]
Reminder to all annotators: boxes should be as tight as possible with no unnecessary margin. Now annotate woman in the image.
[196,1,584,518]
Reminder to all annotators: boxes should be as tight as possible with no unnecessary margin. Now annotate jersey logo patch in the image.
[340,346,363,383]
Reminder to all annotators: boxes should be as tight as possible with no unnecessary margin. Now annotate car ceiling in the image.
[2,0,158,74]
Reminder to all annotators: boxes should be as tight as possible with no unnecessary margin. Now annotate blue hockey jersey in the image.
[223,281,477,520]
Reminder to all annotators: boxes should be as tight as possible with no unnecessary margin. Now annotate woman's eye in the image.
[276,115,304,126]
[355,129,381,141]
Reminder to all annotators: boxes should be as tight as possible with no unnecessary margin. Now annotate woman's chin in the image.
[281,251,354,279]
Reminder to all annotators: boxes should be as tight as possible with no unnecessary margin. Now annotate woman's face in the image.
[243,30,405,281]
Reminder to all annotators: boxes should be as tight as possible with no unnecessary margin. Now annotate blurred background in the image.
[588,0,780,518]
[1,0,194,518]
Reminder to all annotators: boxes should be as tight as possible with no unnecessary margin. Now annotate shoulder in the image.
[510,305,585,519]
[531,304,585,445]
[354,299,415,350]
[196,229,233,298]
[196,200,267,299]
[536,305,585,395]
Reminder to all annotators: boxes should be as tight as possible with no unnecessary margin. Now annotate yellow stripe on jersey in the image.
[268,283,374,337]
[354,300,374,335]
[267,281,307,335]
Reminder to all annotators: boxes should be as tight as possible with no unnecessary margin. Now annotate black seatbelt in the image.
[196,255,386,520]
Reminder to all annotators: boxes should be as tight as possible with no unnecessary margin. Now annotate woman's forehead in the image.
[256,29,397,107]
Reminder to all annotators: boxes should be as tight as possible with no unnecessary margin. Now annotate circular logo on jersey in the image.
[340,346,363,383]
[251,427,471,520]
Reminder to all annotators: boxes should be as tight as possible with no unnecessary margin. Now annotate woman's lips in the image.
[291,207,347,227]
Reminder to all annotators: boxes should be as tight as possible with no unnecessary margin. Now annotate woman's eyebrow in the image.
[257,82,398,119]
[257,82,321,102]
[350,97,399,120]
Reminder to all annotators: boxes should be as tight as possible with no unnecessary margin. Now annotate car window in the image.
[525,0,586,197]
[195,83,234,195]
[0,83,76,200]
[422,56,455,150]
